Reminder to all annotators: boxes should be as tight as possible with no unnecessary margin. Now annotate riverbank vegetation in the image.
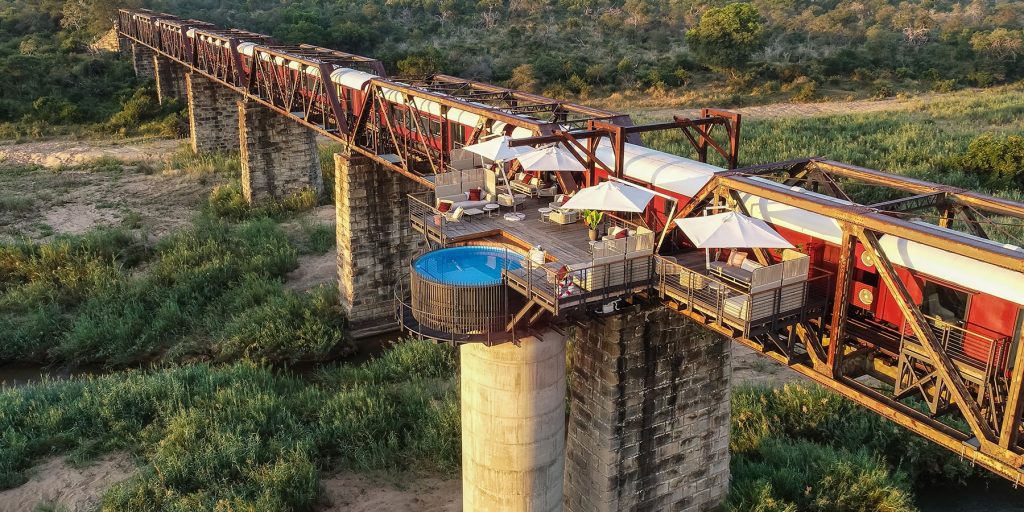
[0,339,979,510]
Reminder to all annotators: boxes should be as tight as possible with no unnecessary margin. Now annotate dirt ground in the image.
[0,454,134,512]
[321,473,461,512]
[0,139,216,242]
[0,138,180,168]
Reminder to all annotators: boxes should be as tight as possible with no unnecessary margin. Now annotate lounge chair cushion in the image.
[728,251,747,267]
[740,259,762,272]
[607,226,627,239]
[437,200,453,213]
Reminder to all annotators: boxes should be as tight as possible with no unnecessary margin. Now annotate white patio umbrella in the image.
[674,211,793,269]
[462,135,529,216]
[561,180,656,213]
[461,135,527,162]
[673,212,793,249]
[515,145,586,172]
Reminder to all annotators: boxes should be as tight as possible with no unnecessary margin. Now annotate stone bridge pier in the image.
[238,99,323,205]
[130,42,155,80]
[186,73,240,154]
[334,151,425,338]
[565,303,731,512]
[153,55,186,104]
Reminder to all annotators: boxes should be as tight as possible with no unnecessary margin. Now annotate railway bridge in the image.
[116,8,1024,511]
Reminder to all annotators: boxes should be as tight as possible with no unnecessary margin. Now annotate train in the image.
[117,8,1022,377]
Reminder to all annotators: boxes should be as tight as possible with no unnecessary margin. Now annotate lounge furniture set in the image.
[668,249,811,332]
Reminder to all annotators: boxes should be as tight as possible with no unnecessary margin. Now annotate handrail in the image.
[899,315,1011,376]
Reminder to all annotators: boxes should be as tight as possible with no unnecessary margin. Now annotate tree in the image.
[685,3,765,75]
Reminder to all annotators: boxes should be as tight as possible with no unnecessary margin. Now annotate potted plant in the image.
[583,209,604,241]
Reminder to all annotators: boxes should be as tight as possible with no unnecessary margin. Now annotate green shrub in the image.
[319,144,343,204]
[207,181,320,221]
[1,339,460,509]
[955,133,1024,188]
[165,146,240,177]
[217,285,346,363]
[0,217,344,367]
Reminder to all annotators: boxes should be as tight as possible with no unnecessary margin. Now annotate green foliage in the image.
[165,146,241,177]
[686,3,765,74]
[0,339,459,509]
[207,181,320,221]
[216,285,346,363]
[582,209,604,230]
[301,222,335,255]
[319,143,343,203]
[0,216,351,367]
[955,133,1024,189]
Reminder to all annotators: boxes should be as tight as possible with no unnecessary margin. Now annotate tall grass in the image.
[641,87,1024,204]
[0,217,347,367]
[0,339,459,511]
[728,384,976,511]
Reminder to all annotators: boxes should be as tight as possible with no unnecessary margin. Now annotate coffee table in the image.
[538,207,553,223]
[463,207,485,219]
[483,203,500,217]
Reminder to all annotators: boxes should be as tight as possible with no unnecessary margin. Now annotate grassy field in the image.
[642,84,1024,201]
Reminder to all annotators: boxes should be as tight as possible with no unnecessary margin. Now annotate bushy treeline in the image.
[2,0,1023,137]
[0,339,460,510]
[130,0,1024,98]
[0,213,347,367]
[0,1,183,138]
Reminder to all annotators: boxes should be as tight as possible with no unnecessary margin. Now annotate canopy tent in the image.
[674,211,793,249]
[461,135,528,163]
[561,180,656,213]
[515,145,587,172]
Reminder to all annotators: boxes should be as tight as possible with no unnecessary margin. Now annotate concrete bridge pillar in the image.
[334,151,425,338]
[565,303,731,512]
[238,99,323,204]
[131,43,155,79]
[187,73,240,154]
[461,332,567,512]
[153,54,187,104]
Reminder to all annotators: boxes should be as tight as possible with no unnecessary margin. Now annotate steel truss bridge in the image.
[117,8,1024,483]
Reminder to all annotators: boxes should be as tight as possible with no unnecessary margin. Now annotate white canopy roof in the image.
[461,136,527,162]
[516,145,586,172]
[561,180,655,213]
[593,141,718,197]
[674,212,794,249]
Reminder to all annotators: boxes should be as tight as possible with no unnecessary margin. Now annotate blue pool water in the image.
[414,246,524,286]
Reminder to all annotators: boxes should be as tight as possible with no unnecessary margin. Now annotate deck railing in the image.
[504,253,657,315]
[654,255,832,338]
[408,191,447,247]
[898,315,1011,377]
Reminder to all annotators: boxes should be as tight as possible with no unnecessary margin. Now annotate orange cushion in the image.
[615,229,628,239]
[728,251,747,267]
[437,201,452,213]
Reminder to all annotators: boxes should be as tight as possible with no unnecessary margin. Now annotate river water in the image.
[917,477,1024,511]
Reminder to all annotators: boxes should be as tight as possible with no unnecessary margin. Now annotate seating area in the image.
[434,168,498,212]
[657,249,817,337]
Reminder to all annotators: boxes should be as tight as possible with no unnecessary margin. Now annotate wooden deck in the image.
[424,197,595,265]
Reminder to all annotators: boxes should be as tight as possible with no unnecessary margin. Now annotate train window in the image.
[921,280,968,325]
[429,119,443,138]
[452,123,466,148]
